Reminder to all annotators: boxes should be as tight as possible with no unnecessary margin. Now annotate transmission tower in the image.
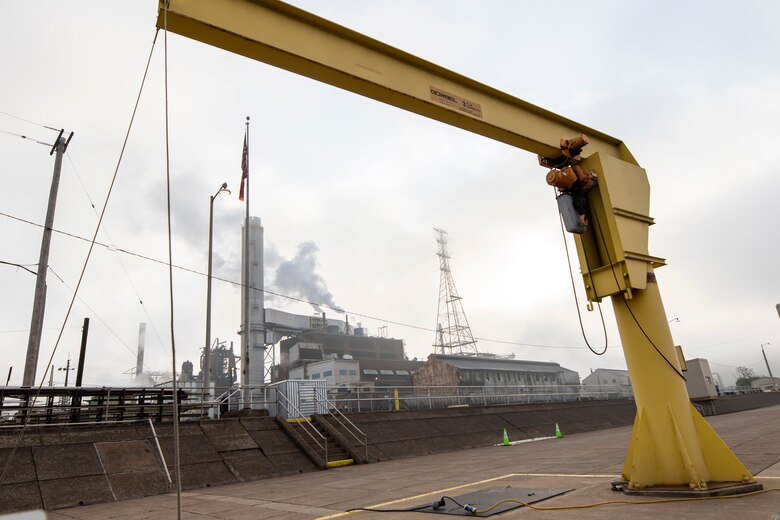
[432,228,479,356]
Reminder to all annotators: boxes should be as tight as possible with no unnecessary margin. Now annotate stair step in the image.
[283,416,358,470]
[327,458,354,468]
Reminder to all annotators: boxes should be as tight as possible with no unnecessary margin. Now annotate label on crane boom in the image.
[429,86,483,118]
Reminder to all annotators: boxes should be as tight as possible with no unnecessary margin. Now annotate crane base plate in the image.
[621,481,763,497]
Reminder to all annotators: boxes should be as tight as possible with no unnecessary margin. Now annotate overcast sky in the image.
[1,1,778,388]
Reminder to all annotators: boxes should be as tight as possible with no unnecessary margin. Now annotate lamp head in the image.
[214,183,231,197]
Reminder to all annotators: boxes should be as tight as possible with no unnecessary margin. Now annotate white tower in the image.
[240,216,267,386]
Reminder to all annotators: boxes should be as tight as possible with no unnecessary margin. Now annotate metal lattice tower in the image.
[433,228,478,356]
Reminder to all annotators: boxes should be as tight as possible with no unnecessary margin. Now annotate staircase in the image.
[286,417,354,468]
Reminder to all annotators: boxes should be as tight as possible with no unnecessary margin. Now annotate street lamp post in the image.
[204,183,230,411]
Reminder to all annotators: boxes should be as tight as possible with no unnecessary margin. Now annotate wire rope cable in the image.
[555,190,608,355]
[161,5,184,518]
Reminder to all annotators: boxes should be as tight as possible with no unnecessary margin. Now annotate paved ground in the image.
[46,405,780,520]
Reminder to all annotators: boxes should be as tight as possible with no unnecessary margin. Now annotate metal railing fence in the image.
[1,382,640,426]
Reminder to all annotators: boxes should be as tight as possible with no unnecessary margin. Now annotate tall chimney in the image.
[240,217,266,386]
[135,323,146,378]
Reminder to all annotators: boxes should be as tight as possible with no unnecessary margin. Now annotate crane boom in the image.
[156,0,635,166]
[156,0,759,497]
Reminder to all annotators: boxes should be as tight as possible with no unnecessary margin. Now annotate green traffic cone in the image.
[555,423,562,438]
[502,428,510,446]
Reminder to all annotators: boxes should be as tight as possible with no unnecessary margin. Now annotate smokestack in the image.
[240,217,266,386]
[135,323,146,377]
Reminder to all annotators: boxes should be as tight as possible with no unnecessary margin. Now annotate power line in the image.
[0,109,59,131]
[0,327,80,335]
[64,150,170,363]
[46,266,154,371]
[0,260,37,276]
[0,209,593,352]
[0,128,52,147]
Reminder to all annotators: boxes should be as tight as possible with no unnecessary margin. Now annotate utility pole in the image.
[58,354,74,387]
[23,130,74,387]
[761,343,774,381]
[75,318,90,387]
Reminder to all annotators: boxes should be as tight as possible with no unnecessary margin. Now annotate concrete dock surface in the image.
[46,405,780,519]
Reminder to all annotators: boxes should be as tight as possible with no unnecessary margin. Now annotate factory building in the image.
[582,368,631,388]
[413,354,580,388]
[752,377,780,392]
[275,330,407,382]
[581,368,633,399]
[288,357,424,387]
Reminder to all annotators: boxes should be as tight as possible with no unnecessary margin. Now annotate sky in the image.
[0,1,778,388]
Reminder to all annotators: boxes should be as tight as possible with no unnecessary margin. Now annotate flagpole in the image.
[243,116,250,407]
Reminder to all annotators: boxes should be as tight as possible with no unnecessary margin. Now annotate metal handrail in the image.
[213,387,242,419]
[276,391,328,464]
[314,386,368,462]
[0,386,185,425]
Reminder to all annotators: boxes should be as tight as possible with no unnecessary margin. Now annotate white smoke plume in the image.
[272,242,343,313]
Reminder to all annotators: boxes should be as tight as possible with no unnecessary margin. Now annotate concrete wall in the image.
[3,392,778,513]
[0,417,315,514]
[325,393,780,463]
[323,399,638,463]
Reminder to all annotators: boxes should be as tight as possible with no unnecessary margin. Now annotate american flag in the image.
[239,132,248,201]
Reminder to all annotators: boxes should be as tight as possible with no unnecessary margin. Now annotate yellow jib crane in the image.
[157,0,759,496]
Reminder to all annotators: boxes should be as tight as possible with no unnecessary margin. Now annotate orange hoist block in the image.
[546,167,577,190]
